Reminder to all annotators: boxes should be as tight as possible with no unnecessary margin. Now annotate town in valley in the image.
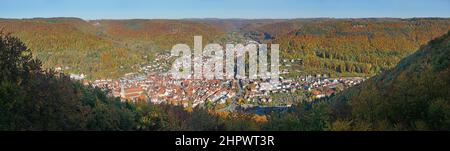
[64,40,367,114]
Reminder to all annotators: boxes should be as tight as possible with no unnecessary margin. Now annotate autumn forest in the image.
[1,17,450,131]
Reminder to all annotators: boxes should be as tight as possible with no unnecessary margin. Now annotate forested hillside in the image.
[0,18,225,79]
[242,18,450,77]
[328,30,450,130]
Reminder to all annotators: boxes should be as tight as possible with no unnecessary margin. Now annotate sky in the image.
[0,0,449,19]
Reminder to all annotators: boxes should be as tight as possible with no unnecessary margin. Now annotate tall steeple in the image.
[120,80,125,99]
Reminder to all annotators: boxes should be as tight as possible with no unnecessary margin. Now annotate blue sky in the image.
[1,0,449,19]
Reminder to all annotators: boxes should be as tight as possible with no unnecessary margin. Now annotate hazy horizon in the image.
[1,0,449,20]
[1,16,450,21]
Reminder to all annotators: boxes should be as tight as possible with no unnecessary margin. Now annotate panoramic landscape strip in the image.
[0,0,449,149]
